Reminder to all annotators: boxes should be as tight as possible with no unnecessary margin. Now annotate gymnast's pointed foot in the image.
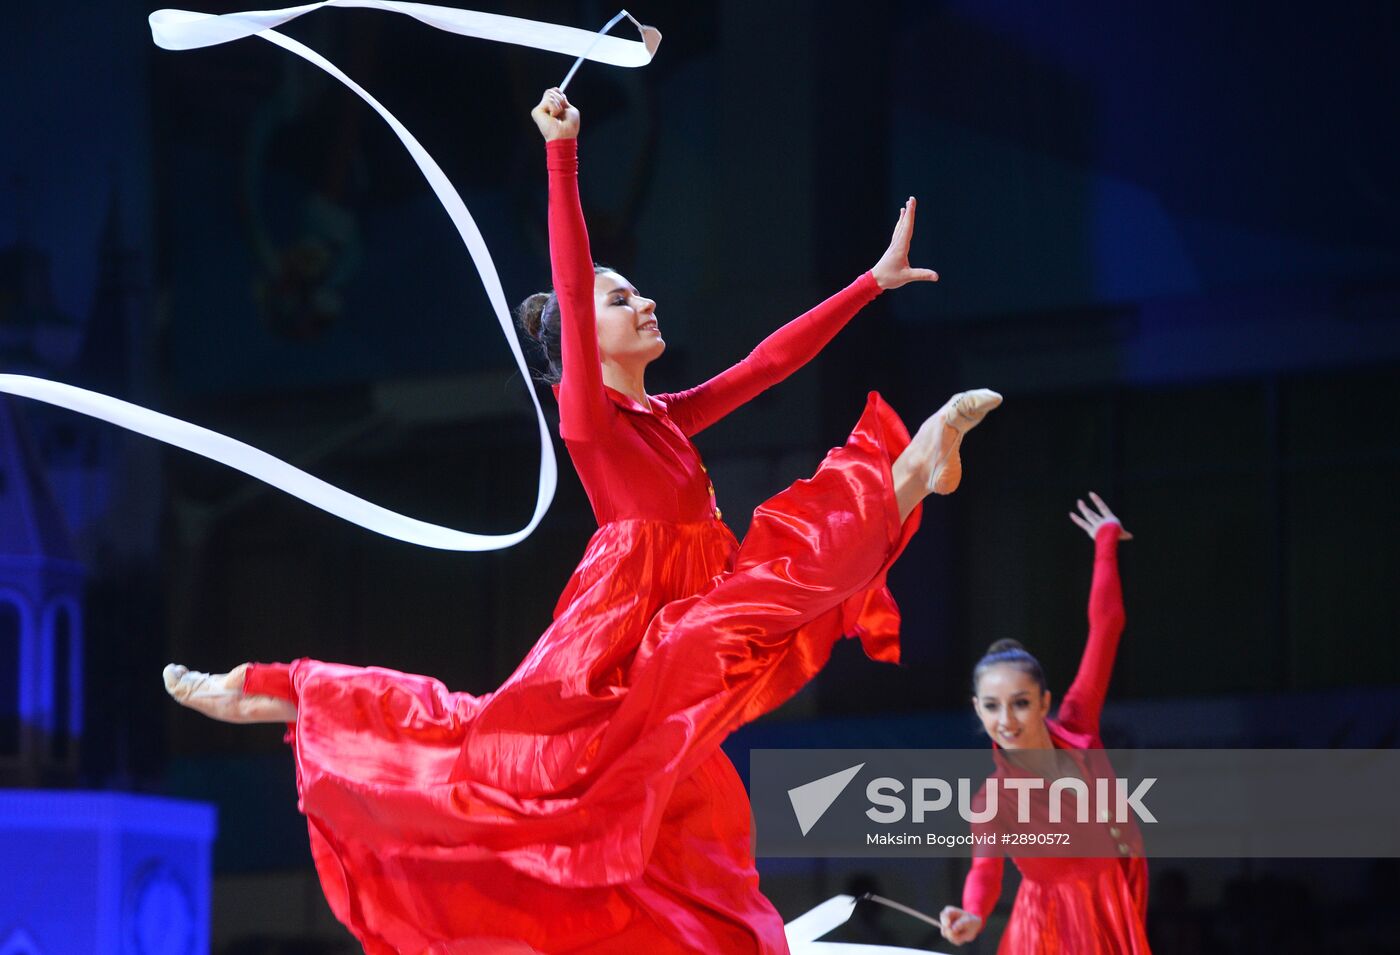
[163,663,297,724]
[926,388,1002,495]
[893,389,1002,519]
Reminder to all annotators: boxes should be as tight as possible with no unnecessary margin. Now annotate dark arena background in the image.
[1,1,1398,952]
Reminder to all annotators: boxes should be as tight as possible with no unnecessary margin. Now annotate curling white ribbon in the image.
[786,894,861,947]
[147,2,661,64]
[784,895,951,955]
[0,4,658,551]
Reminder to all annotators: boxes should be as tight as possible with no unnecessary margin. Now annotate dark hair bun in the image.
[517,292,553,341]
[972,638,1046,694]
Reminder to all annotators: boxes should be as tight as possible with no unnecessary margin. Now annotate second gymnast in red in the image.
[938,493,1149,954]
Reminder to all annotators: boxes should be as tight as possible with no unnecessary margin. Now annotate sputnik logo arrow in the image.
[787,763,864,836]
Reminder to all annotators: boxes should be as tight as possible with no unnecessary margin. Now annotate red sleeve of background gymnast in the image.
[1056,523,1126,736]
[962,854,1004,920]
[548,138,611,440]
[660,272,882,437]
[242,662,295,701]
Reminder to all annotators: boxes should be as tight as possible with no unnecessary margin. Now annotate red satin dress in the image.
[242,137,922,954]
[960,525,1150,954]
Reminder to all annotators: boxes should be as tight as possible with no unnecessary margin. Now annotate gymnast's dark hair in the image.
[516,264,611,385]
[972,639,1047,695]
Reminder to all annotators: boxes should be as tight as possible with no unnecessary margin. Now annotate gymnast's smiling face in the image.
[594,271,665,367]
[973,664,1053,750]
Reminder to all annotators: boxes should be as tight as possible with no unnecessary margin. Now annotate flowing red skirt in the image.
[246,393,921,953]
[997,857,1151,954]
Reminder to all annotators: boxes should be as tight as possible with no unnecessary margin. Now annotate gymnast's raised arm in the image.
[661,197,940,437]
[531,88,613,441]
[1058,492,1132,736]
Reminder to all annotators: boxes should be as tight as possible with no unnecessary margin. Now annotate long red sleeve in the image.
[961,854,1004,920]
[243,662,295,702]
[660,272,882,437]
[1056,523,1126,737]
[547,138,611,441]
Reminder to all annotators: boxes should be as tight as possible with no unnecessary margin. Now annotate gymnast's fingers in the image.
[1089,490,1113,518]
[897,197,915,243]
[952,913,981,943]
[890,204,907,243]
[938,905,959,938]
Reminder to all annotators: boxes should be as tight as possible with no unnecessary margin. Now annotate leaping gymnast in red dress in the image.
[163,87,1001,954]
[937,493,1148,954]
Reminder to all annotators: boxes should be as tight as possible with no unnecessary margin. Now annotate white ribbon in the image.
[0,3,658,551]
[784,894,951,955]
[148,2,660,63]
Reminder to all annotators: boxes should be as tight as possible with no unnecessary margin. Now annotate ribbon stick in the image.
[560,10,658,91]
[860,893,947,932]
[0,4,659,552]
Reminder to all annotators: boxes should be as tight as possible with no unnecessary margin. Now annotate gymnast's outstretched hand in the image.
[532,87,580,141]
[1069,491,1134,541]
[871,196,939,290]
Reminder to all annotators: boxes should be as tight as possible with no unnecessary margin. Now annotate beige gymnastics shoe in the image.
[163,663,297,724]
[928,389,1002,495]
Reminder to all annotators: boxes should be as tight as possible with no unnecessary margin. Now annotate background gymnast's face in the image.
[973,664,1053,750]
[594,271,665,367]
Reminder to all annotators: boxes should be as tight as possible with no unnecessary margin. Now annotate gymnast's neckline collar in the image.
[551,384,668,416]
